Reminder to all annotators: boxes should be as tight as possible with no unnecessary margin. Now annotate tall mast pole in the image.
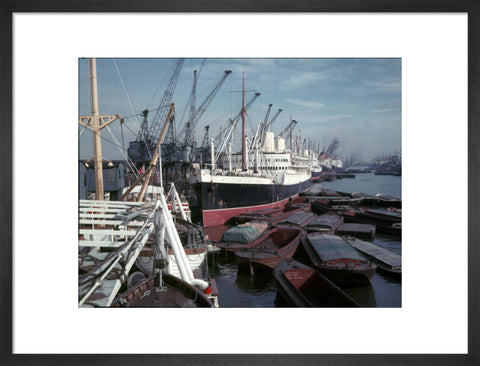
[241,72,246,170]
[79,58,120,200]
[289,115,292,156]
[90,59,104,201]
[230,72,255,170]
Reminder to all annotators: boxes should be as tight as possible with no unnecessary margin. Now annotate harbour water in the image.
[205,171,402,308]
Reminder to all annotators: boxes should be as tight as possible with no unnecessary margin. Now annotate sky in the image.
[78,58,401,163]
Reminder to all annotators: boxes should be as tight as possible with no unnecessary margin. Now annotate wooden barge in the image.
[336,223,376,241]
[273,259,361,307]
[215,221,271,254]
[230,205,305,225]
[345,237,402,279]
[305,212,344,234]
[235,227,303,275]
[276,211,316,229]
[299,233,377,287]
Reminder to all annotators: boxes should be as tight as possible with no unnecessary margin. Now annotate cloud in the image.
[369,107,401,114]
[316,114,355,123]
[284,98,325,109]
[366,79,401,92]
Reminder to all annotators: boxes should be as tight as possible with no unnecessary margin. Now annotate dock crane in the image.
[278,119,297,139]
[257,106,283,150]
[162,67,199,162]
[266,108,283,132]
[263,103,273,127]
[148,59,184,142]
[188,70,198,129]
[201,125,210,149]
[178,70,232,148]
[120,103,176,201]
[196,125,211,164]
[127,59,184,166]
[256,104,272,148]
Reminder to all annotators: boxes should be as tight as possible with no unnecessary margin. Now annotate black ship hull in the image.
[193,177,311,227]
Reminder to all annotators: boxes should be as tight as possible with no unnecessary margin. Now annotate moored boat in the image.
[305,212,344,234]
[111,273,215,307]
[345,237,401,279]
[351,192,378,206]
[230,205,305,225]
[273,259,361,307]
[359,208,401,224]
[285,196,311,211]
[318,188,341,197]
[276,211,316,229]
[299,233,377,286]
[311,199,356,216]
[375,193,402,208]
[214,221,271,254]
[235,227,303,275]
[343,209,401,237]
[335,223,376,241]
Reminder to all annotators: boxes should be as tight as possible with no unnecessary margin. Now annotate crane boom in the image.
[266,108,283,131]
[147,59,184,140]
[128,59,183,166]
[257,103,272,148]
[279,119,297,138]
[188,70,198,124]
[263,104,273,125]
[214,92,261,144]
[181,70,232,147]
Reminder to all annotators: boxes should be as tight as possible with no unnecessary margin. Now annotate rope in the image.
[112,59,141,128]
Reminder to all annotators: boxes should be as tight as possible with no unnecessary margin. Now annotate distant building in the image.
[79,160,126,200]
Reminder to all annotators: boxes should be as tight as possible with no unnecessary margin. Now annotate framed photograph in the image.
[4,1,477,365]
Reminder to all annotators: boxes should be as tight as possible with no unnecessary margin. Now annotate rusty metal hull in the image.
[273,259,360,307]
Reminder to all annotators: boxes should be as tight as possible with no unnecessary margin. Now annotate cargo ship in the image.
[191,152,312,227]
[190,74,312,227]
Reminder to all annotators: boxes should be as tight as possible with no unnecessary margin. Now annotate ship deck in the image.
[78,200,159,307]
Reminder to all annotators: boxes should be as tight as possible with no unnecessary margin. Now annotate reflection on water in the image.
[208,254,277,307]
[343,284,377,307]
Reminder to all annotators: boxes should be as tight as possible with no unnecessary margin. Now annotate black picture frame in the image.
[1,1,478,365]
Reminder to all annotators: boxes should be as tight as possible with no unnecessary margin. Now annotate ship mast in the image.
[241,72,246,170]
[290,115,293,157]
[79,58,120,200]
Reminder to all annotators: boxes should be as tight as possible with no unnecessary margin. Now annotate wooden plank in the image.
[78,213,119,219]
[79,200,143,207]
[79,229,137,237]
[79,219,145,226]
[79,240,128,248]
